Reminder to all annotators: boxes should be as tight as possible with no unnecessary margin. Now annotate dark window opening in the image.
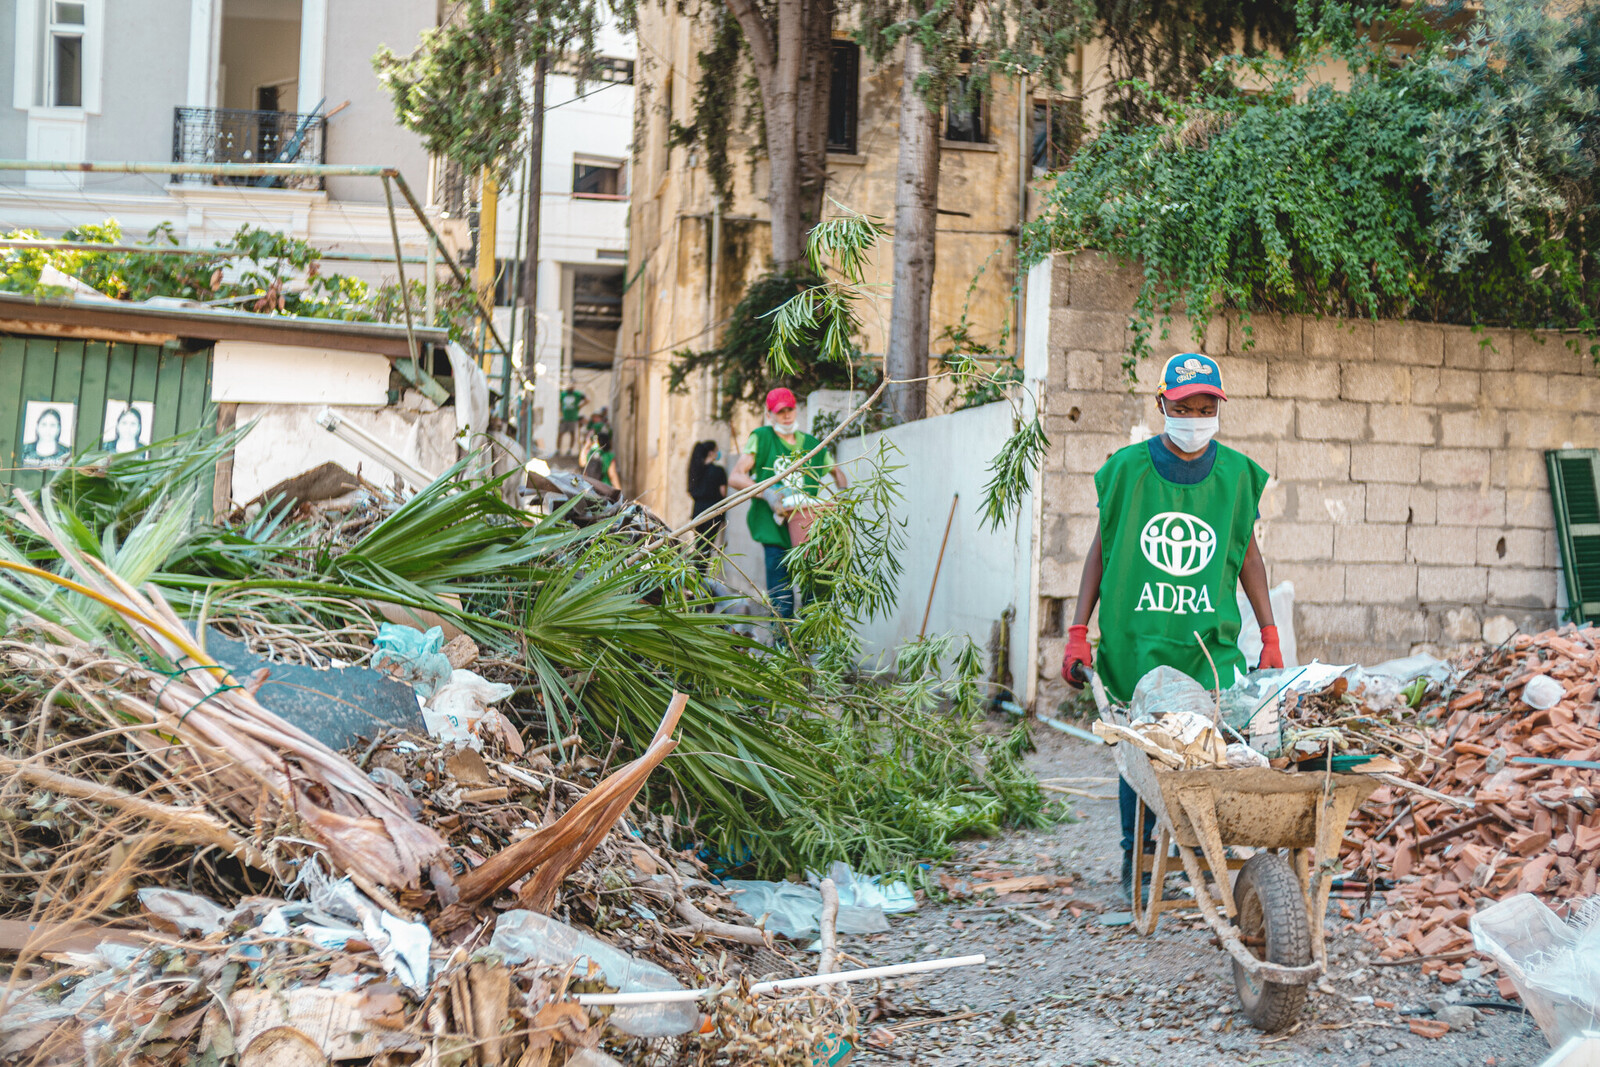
[827,41,859,154]
[1031,98,1083,173]
[570,266,625,367]
[256,85,281,112]
[493,257,525,308]
[573,160,624,198]
[945,71,986,143]
[51,34,82,107]
[595,57,635,84]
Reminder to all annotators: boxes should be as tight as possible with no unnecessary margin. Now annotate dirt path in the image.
[838,725,1549,1067]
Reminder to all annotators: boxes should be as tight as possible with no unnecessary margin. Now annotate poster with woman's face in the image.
[102,400,154,457]
[21,402,75,469]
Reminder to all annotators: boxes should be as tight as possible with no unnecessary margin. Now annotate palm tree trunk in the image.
[886,37,940,423]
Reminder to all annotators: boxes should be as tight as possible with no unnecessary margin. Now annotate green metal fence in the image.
[0,337,213,492]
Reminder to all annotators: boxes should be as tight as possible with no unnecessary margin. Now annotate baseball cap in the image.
[1156,353,1227,402]
[765,387,798,412]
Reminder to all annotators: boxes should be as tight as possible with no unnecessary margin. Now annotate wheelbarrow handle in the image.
[1072,665,1113,718]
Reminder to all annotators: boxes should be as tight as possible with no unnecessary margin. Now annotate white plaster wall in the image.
[211,341,390,405]
[230,402,457,503]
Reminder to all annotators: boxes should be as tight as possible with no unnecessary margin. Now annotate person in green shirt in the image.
[581,429,619,487]
[1061,353,1283,902]
[728,387,848,618]
[558,385,586,454]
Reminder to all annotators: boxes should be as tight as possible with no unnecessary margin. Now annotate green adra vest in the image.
[743,425,829,548]
[1093,440,1270,704]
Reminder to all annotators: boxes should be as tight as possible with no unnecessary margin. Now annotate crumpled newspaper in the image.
[1094,709,1230,769]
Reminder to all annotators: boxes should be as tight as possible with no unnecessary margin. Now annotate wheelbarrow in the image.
[1079,667,1378,1032]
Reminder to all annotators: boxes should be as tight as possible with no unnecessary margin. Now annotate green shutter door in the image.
[0,337,214,494]
[1546,448,1600,625]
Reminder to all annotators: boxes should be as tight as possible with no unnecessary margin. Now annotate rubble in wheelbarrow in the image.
[1338,624,1600,986]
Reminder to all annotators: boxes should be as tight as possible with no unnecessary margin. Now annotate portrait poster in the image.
[21,401,76,470]
[102,400,155,457]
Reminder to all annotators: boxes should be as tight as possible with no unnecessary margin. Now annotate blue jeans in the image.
[1120,777,1155,854]
[764,544,795,619]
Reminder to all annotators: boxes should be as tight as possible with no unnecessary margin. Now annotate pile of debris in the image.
[1342,625,1600,979]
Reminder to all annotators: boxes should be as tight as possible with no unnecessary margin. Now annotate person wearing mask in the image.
[1061,353,1283,903]
[582,429,620,488]
[728,387,848,618]
[558,384,587,454]
[687,440,728,570]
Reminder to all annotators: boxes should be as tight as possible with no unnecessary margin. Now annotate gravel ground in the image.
[835,723,1551,1067]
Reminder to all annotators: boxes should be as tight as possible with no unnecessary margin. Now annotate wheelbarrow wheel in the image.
[1231,852,1311,1032]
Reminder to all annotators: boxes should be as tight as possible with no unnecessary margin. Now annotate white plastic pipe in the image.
[573,953,987,1006]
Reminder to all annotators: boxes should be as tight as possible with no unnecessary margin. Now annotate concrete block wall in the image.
[1034,254,1588,710]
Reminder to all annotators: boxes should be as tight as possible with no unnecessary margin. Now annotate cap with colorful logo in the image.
[1156,353,1226,402]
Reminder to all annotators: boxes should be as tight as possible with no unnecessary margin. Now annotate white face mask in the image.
[768,412,798,435]
[1163,413,1219,453]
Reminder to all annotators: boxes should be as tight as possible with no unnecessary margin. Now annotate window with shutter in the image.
[1546,449,1600,624]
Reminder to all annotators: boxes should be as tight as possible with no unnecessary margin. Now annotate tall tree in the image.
[858,0,1094,422]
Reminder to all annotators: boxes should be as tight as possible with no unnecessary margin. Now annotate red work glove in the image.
[1258,625,1284,670]
[1062,624,1093,686]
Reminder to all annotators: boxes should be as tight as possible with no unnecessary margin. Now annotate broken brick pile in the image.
[1341,626,1600,984]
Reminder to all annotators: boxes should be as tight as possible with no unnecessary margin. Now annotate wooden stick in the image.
[1002,906,1055,932]
[670,897,772,948]
[1373,772,1474,811]
[1039,784,1114,799]
[818,877,839,976]
[527,733,582,759]
[919,493,959,639]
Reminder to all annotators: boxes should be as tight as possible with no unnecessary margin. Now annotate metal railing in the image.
[171,107,327,187]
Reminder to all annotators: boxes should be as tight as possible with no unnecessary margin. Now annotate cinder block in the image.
[1371,605,1430,643]
[1545,375,1600,414]
[1504,486,1556,530]
[1345,563,1418,603]
[1481,371,1549,409]
[1062,349,1104,391]
[1477,528,1556,569]
[1410,368,1482,406]
[1261,521,1334,562]
[1271,562,1346,602]
[1223,397,1293,438]
[1513,331,1586,374]
[1488,566,1558,609]
[1048,395,1134,436]
[1050,253,1072,309]
[1437,487,1506,527]
[1444,326,1512,371]
[1039,556,1078,598]
[1367,404,1438,445]
[1420,448,1491,487]
[1367,484,1436,525]
[1505,411,1578,451]
[1067,260,1142,313]
[1152,315,1221,356]
[1409,525,1470,565]
[1334,524,1408,563]
[1306,319,1374,362]
[1439,410,1506,449]
[1231,313,1302,356]
[1052,309,1128,353]
[1113,353,1166,395]
[1210,355,1267,397]
[1043,470,1099,516]
[1296,400,1368,441]
[1292,482,1365,525]
[1268,359,1341,400]
[1275,440,1351,481]
[1296,603,1371,644]
[1374,322,1444,366]
[1342,364,1414,404]
[1351,443,1422,483]
[1418,565,1489,603]
[1058,432,1129,473]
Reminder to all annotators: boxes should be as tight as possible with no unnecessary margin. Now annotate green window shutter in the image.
[1546,448,1600,625]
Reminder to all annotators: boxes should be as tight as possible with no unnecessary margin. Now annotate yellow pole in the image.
[475,168,500,373]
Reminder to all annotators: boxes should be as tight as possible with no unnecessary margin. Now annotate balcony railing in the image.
[171,107,327,188]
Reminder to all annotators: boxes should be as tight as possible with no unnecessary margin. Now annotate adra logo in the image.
[1136,511,1217,615]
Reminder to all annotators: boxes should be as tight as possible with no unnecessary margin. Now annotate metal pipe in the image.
[0,159,395,177]
[381,176,420,366]
[424,235,437,324]
[575,954,988,1006]
[0,238,426,263]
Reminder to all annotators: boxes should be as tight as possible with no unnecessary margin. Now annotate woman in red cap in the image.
[728,387,848,618]
[1062,353,1282,902]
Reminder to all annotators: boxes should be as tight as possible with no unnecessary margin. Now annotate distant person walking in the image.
[558,384,587,454]
[582,429,619,488]
[728,387,847,618]
[687,439,728,570]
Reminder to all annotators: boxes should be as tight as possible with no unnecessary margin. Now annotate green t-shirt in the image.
[742,425,832,548]
[1092,440,1269,704]
[559,389,585,422]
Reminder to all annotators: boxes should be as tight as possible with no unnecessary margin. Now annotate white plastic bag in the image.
[1471,893,1600,1048]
